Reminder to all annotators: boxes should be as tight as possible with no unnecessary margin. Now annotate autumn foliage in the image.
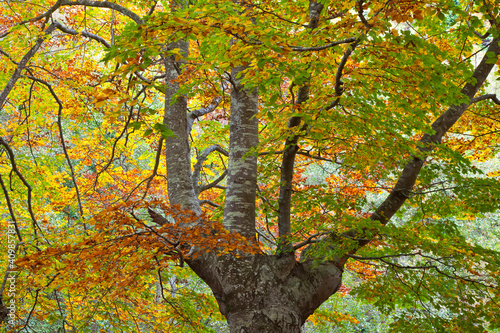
[1,0,500,332]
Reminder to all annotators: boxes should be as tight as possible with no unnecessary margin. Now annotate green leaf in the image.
[129,121,142,130]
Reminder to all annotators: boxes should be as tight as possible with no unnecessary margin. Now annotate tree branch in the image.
[199,200,220,208]
[470,93,500,105]
[277,1,324,252]
[53,20,111,48]
[60,0,143,24]
[293,232,330,250]
[0,23,57,110]
[0,175,22,242]
[187,97,221,134]
[336,36,500,265]
[356,0,372,29]
[290,37,357,52]
[0,137,47,242]
[192,144,228,194]
[199,170,228,193]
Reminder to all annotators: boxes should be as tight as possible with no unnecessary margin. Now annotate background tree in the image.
[1,0,500,332]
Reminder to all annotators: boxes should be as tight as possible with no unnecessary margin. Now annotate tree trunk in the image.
[190,254,343,333]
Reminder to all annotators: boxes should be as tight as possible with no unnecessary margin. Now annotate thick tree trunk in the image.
[190,254,343,333]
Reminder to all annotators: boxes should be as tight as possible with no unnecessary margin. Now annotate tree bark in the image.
[163,40,201,215]
[222,65,259,241]
[190,254,343,333]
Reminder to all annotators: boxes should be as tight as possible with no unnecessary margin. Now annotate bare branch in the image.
[187,97,222,134]
[357,0,372,29]
[60,0,143,24]
[252,4,307,27]
[192,144,228,194]
[260,150,341,163]
[467,20,491,39]
[256,228,276,245]
[124,138,163,201]
[148,207,167,226]
[199,200,220,208]
[16,0,63,28]
[141,138,164,199]
[199,170,228,193]
[335,40,359,97]
[93,104,135,189]
[470,93,500,105]
[346,252,423,261]
[293,232,330,250]
[147,0,158,16]
[53,21,111,48]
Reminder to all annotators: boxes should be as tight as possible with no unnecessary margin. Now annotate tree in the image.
[1,0,500,332]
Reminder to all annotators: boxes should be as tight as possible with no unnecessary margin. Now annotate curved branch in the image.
[260,150,342,164]
[470,93,500,105]
[60,0,143,24]
[293,232,330,250]
[357,0,372,29]
[93,104,135,188]
[187,97,221,134]
[199,170,228,193]
[124,137,163,201]
[334,40,359,97]
[53,21,111,48]
[141,138,164,199]
[0,137,47,242]
[199,200,220,208]
[11,0,63,30]
[147,1,158,16]
[192,144,228,194]
[24,75,84,219]
[322,39,360,111]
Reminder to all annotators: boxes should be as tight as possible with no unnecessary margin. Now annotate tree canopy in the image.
[1,0,500,332]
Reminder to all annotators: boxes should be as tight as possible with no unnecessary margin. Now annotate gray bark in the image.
[189,254,342,333]
[277,1,324,251]
[222,65,259,241]
[60,0,143,24]
[163,40,201,215]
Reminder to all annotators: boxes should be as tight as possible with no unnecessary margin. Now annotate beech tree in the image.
[1,0,500,332]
